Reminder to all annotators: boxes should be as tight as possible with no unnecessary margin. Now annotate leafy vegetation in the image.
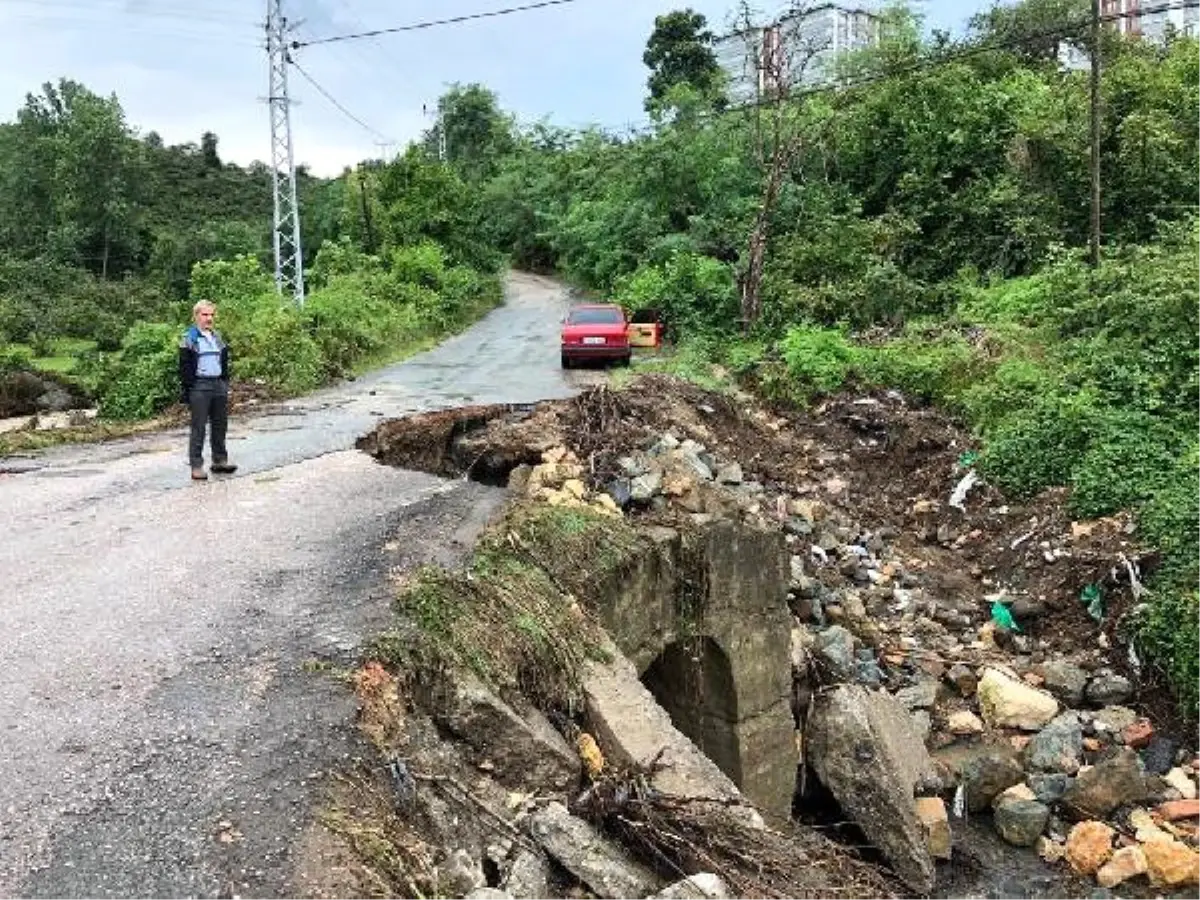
[471,3,1199,712]
[0,0,1194,713]
[0,80,503,422]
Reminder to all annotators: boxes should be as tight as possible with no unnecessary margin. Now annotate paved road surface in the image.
[0,273,577,897]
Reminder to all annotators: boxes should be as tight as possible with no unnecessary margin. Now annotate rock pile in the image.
[362,379,1197,895]
[549,399,1200,893]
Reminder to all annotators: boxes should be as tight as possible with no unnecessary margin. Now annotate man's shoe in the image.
[211,462,238,475]
[191,468,208,481]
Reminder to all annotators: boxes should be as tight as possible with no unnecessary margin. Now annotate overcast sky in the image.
[0,0,994,176]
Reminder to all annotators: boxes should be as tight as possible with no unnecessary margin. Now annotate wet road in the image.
[0,273,575,897]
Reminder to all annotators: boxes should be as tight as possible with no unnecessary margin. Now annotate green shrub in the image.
[99,322,178,420]
[0,345,34,373]
[615,250,737,338]
[189,256,274,310]
[390,241,448,290]
[1137,586,1199,719]
[1068,412,1179,519]
[778,326,859,400]
[956,356,1058,431]
[303,274,425,376]
[859,332,982,402]
[228,302,324,393]
[977,389,1101,498]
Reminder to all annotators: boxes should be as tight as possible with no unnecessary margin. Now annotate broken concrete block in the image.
[526,802,660,899]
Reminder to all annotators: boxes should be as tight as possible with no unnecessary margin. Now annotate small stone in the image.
[1122,719,1154,749]
[1062,749,1149,820]
[1083,737,1102,752]
[994,798,1051,847]
[1029,773,1073,804]
[1140,736,1179,776]
[1037,835,1067,863]
[1157,799,1200,821]
[442,849,485,896]
[1130,808,1174,844]
[716,462,743,485]
[630,470,664,501]
[962,751,1026,813]
[1095,845,1148,888]
[813,625,857,682]
[947,710,984,735]
[1065,821,1115,875]
[1164,768,1198,800]
[915,796,952,860]
[1025,712,1084,775]
[895,680,939,710]
[994,783,1039,806]
[946,663,977,697]
[651,873,730,899]
[1011,735,1032,752]
[1040,660,1088,705]
[823,477,848,496]
[977,667,1059,731]
[1142,839,1200,887]
[1085,673,1133,706]
[1092,706,1138,734]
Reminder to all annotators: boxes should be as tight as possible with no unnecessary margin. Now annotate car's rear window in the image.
[568,307,624,325]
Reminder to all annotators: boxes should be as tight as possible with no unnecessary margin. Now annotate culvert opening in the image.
[355,403,543,485]
[640,636,742,787]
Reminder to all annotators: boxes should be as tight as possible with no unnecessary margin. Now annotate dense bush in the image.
[615,250,736,336]
[98,322,178,420]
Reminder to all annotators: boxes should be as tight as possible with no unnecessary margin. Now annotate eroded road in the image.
[0,273,577,897]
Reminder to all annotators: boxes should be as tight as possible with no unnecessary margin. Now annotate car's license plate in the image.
[583,336,605,345]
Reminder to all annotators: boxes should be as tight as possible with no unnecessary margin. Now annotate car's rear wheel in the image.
[618,353,632,367]
[561,353,572,369]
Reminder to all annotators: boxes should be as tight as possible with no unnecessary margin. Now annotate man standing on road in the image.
[179,300,237,481]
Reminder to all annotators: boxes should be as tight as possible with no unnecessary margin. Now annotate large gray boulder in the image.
[806,684,938,894]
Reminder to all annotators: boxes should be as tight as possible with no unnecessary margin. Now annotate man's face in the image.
[195,307,215,328]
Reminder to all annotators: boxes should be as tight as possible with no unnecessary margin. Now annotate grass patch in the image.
[376,504,634,713]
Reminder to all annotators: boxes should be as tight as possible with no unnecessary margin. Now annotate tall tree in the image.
[425,83,516,182]
[643,9,725,111]
[969,0,1090,64]
[8,79,145,277]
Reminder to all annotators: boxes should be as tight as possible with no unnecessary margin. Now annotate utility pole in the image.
[424,102,447,162]
[1089,0,1102,269]
[357,167,376,253]
[266,0,305,304]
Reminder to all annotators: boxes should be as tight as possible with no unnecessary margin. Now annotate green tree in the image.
[425,83,516,182]
[643,9,725,111]
[11,79,147,277]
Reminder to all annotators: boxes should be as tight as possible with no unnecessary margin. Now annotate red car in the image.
[560,303,632,369]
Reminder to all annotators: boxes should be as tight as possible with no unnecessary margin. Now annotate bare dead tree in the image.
[733,1,828,332]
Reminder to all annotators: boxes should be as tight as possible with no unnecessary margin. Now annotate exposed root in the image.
[571,772,904,899]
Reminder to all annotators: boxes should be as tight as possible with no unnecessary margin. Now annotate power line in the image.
[290,59,394,143]
[292,0,590,49]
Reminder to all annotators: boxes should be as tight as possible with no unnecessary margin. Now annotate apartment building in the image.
[714,3,881,102]
[1059,0,1197,70]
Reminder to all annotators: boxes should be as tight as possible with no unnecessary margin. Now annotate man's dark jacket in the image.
[178,325,230,403]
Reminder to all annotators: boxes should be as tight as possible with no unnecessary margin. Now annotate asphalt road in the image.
[0,272,577,898]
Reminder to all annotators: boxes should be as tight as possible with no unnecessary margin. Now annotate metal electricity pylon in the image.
[266,0,305,304]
